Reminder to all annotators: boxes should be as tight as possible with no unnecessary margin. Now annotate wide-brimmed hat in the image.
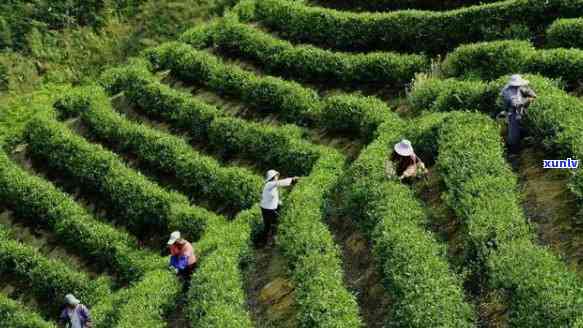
[265,169,280,182]
[65,294,80,306]
[394,139,414,157]
[167,231,181,245]
[508,74,529,87]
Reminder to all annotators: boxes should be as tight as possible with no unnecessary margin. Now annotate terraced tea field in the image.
[2,0,583,327]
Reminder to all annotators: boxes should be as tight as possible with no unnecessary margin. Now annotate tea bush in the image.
[100,62,322,176]
[0,150,159,283]
[341,118,476,327]
[276,149,364,327]
[183,15,429,85]
[442,40,583,87]
[547,18,583,49]
[24,115,221,241]
[56,86,263,212]
[0,293,56,328]
[188,208,259,327]
[0,228,111,315]
[312,0,503,11]
[254,0,583,53]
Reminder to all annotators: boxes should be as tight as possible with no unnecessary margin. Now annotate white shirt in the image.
[67,306,83,328]
[260,178,293,210]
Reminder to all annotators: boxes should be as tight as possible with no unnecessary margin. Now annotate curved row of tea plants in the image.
[181,14,429,86]
[409,74,583,203]
[0,150,161,283]
[252,0,583,53]
[144,42,392,140]
[23,115,222,241]
[0,293,55,328]
[310,0,503,11]
[187,208,259,327]
[100,61,322,176]
[442,40,583,86]
[436,112,583,327]
[276,149,364,327]
[340,116,476,327]
[0,227,111,316]
[546,17,583,49]
[57,86,263,212]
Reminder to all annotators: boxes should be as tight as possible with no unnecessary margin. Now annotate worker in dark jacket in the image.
[498,74,537,153]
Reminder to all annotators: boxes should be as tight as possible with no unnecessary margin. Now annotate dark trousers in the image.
[178,263,197,292]
[507,107,523,154]
[259,207,279,245]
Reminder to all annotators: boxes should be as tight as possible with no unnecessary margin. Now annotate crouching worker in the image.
[386,139,428,181]
[498,74,537,153]
[167,231,197,291]
[59,294,92,328]
[257,170,299,247]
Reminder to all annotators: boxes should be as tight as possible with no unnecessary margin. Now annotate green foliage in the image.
[100,61,321,176]
[184,15,429,86]
[0,61,7,90]
[0,293,56,328]
[0,150,159,283]
[188,208,259,327]
[56,85,263,212]
[547,17,583,49]
[144,41,392,139]
[253,0,582,53]
[312,0,503,11]
[23,115,221,241]
[0,228,111,316]
[341,119,476,327]
[276,150,364,328]
[443,39,583,87]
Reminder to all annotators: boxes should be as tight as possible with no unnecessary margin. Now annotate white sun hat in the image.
[64,294,80,306]
[167,231,181,245]
[265,169,280,182]
[508,74,529,87]
[394,139,414,157]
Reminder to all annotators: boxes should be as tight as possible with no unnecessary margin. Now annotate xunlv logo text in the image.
[542,158,579,169]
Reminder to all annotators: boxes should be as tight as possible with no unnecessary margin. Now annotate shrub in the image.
[100,62,322,176]
[312,0,503,11]
[253,0,583,53]
[24,115,221,241]
[341,118,476,327]
[187,208,259,327]
[143,42,391,138]
[56,85,263,212]
[0,293,55,328]
[276,149,364,327]
[184,15,428,86]
[0,150,159,283]
[546,18,583,49]
[0,228,111,316]
[442,40,583,87]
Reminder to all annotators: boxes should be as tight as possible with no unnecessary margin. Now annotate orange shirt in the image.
[170,241,197,266]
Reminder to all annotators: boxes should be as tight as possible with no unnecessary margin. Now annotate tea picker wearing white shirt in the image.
[258,169,299,246]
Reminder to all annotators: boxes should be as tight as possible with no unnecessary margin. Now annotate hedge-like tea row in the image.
[182,15,428,85]
[24,115,222,241]
[311,0,503,11]
[143,42,394,140]
[275,149,364,327]
[0,150,159,283]
[187,208,259,327]
[57,86,263,212]
[409,74,583,201]
[254,0,583,53]
[442,40,583,87]
[436,112,530,259]
[0,293,56,328]
[100,62,322,176]
[0,228,111,316]
[113,270,180,328]
[340,119,476,327]
[547,18,583,49]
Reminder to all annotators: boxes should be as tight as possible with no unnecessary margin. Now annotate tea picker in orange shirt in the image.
[167,231,197,291]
